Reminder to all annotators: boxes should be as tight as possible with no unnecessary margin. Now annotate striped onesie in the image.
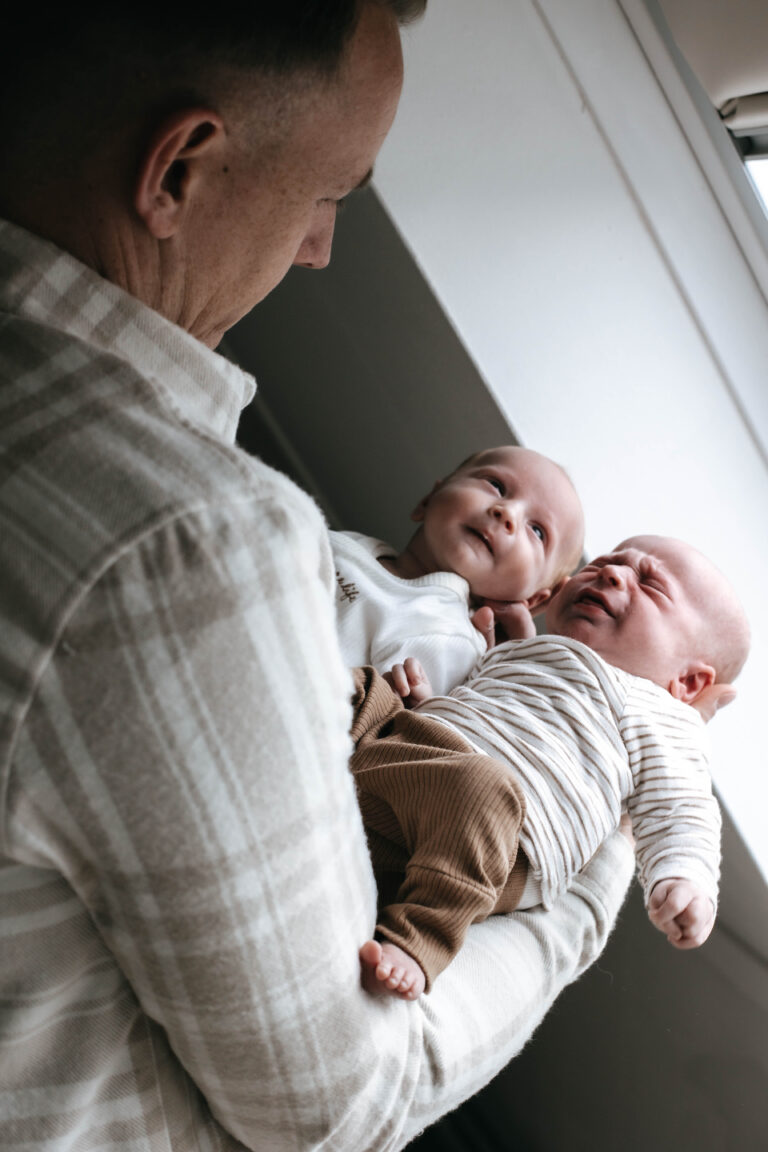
[351,636,720,988]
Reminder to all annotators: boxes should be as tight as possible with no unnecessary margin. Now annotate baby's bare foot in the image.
[359,939,425,1001]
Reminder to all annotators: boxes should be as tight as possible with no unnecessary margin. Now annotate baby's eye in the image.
[638,565,668,595]
[530,524,545,542]
[486,476,505,494]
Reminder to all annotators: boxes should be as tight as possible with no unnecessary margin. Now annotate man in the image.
[0,5,633,1149]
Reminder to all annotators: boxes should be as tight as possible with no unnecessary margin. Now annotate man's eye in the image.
[320,197,346,214]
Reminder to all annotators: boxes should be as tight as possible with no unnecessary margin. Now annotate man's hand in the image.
[617,811,635,849]
[648,878,715,949]
[691,682,736,723]
[471,601,536,650]
[386,658,434,708]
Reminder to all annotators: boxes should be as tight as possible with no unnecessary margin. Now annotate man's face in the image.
[187,4,404,346]
[410,447,584,605]
[544,535,711,690]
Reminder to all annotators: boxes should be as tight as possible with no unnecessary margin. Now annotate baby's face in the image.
[544,535,712,690]
[413,447,583,605]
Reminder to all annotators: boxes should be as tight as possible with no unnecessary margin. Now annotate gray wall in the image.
[226,188,516,548]
[408,803,768,1152]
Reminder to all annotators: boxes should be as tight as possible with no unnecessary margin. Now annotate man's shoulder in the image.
[0,310,325,703]
[0,309,307,519]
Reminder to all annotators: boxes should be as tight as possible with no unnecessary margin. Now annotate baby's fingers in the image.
[649,881,715,949]
[650,883,691,924]
[402,657,427,688]
[671,896,715,950]
[471,606,497,651]
[388,663,411,698]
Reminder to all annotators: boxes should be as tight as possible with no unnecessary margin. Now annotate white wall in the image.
[374,0,768,879]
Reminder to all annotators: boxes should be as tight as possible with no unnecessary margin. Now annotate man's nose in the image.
[293,205,337,270]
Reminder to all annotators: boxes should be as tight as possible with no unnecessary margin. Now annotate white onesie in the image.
[331,529,485,696]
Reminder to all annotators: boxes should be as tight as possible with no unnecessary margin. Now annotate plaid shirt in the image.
[0,219,633,1151]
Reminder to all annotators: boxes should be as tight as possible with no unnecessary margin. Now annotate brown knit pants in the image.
[350,666,528,991]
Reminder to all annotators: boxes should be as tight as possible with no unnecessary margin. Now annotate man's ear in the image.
[525,576,568,616]
[410,480,442,523]
[134,109,225,240]
[668,662,716,706]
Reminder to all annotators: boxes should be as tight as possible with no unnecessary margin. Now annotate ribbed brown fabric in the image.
[350,667,528,991]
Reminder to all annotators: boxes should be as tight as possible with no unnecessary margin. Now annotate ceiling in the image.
[658,0,768,149]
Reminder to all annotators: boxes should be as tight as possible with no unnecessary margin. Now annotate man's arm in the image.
[16,484,633,1152]
[398,831,634,1145]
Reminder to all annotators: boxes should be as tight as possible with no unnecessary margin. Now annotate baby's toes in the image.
[399,973,418,998]
[384,965,406,989]
[359,940,383,968]
[375,958,394,984]
[404,969,426,999]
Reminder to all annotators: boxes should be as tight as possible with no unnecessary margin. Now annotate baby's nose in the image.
[601,564,626,588]
[492,503,515,533]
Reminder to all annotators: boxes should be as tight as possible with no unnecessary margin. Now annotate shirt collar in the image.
[0,218,256,443]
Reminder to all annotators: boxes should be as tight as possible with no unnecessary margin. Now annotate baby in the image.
[332,445,585,696]
[352,535,750,1000]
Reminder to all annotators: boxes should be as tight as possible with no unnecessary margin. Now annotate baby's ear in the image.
[668,662,716,706]
[689,682,737,723]
[525,576,568,615]
[410,480,442,522]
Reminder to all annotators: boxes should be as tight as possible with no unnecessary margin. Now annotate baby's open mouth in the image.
[576,591,613,615]
[466,527,493,555]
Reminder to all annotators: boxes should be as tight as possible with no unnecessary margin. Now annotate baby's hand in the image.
[387,658,433,707]
[472,601,536,647]
[471,605,497,651]
[648,878,715,949]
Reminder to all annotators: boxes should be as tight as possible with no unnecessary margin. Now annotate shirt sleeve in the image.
[621,690,721,908]
[12,490,634,1152]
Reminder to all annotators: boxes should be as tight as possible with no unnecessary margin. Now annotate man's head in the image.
[1,2,425,346]
[406,445,585,609]
[544,534,750,703]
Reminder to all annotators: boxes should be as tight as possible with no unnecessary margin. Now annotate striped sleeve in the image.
[620,681,721,908]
